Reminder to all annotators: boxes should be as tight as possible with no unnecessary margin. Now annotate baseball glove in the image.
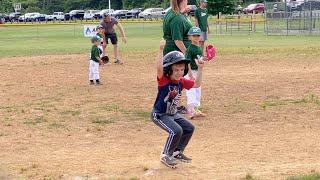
[101,56,109,64]
[206,44,216,61]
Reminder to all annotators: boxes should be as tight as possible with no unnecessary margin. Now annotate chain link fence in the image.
[265,0,320,35]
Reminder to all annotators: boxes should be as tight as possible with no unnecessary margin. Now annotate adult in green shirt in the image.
[195,0,210,50]
[163,0,193,55]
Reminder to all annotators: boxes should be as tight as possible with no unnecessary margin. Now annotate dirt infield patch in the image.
[0,52,320,180]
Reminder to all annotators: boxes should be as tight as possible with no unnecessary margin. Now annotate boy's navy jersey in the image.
[153,75,194,115]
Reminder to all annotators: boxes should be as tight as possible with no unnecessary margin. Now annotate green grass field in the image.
[1,22,320,58]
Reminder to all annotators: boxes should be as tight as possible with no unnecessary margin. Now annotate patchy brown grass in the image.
[0,52,320,179]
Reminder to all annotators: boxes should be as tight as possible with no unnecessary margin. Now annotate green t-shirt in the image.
[195,8,208,32]
[90,45,101,62]
[163,9,193,55]
[185,44,203,70]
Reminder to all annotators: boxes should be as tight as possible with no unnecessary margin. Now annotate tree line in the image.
[1,0,171,14]
[1,0,272,15]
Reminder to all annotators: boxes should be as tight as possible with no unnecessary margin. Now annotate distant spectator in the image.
[195,0,210,50]
[100,13,127,65]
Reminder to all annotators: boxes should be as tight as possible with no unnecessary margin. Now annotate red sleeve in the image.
[180,77,195,90]
[157,76,170,87]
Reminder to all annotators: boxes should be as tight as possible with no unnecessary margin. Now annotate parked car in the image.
[93,9,114,19]
[30,13,46,22]
[162,7,171,16]
[243,3,265,14]
[69,10,85,20]
[64,13,71,20]
[0,13,9,22]
[139,8,164,19]
[84,10,100,20]
[110,10,129,19]
[188,5,197,16]
[125,8,144,18]
[18,12,40,22]
[286,0,304,11]
[8,12,21,21]
[296,1,320,11]
[46,12,65,21]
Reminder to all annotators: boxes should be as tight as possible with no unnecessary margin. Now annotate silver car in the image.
[139,8,164,19]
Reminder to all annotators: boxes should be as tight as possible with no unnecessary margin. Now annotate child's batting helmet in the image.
[91,36,102,43]
[163,51,190,77]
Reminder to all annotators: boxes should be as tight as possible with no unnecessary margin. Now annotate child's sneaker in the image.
[187,107,196,119]
[114,59,123,65]
[195,108,206,118]
[173,151,192,163]
[188,112,195,119]
[160,154,177,168]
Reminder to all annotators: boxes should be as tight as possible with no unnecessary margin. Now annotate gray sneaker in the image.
[160,155,177,168]
[114,59,123,65]
[173,151,192,163]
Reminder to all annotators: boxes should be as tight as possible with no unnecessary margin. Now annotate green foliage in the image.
[0,0,180,13]
[1,0,110,13]
[123,0,147,9]
[0,0,14,12]
[24,6,42,13]
[123,0,170,9]
[111,0,123,10]
[207,0,237,16]
[188,0,197,5]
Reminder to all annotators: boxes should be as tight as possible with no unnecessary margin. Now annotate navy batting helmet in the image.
[163,51,190,77]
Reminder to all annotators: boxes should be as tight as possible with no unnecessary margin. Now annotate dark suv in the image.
[69,10,85,20]
[0,13,9,22]
[8,12,21,22]
[125,8,144,18]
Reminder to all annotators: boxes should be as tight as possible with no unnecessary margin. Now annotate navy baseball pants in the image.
[151,109,195,156]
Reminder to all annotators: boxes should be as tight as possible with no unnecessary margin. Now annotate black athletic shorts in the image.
[105,33,118,45]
